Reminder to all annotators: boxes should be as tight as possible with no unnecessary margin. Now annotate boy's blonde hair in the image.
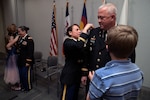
[107,25,138,58]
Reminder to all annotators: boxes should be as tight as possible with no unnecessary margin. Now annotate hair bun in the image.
[23,26,29,31]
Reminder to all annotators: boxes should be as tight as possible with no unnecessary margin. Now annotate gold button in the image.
[96,65,99,68]
[90,47,92,51]
[99,52,101,55]
[97,59,100,62]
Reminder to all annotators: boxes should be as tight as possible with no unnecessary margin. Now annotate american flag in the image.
[50,3,58,56]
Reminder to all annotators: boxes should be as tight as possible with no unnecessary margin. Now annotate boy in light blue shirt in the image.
[87,25,143,100]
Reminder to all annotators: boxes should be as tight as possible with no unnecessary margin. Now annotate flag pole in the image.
[102,0,106,4]
[50,0,58,56]
[71,6,73,24]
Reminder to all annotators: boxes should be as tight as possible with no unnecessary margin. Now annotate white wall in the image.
[2,0,17,32]
[24,0,53,62]
[1,0,19,53]
[16,0,25,26]
[129,0,150,88]
[2,0,150,88]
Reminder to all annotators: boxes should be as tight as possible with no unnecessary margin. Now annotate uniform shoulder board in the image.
[28,37,33,39]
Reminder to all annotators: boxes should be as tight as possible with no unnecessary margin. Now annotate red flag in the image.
[50,2,58,56]
[79,0,87,30]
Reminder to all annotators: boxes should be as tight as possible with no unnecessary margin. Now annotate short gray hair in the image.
[98,3,117,16]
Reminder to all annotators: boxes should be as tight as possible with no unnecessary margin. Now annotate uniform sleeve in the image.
[78,33,88,42]
[129,49,136,63]
[81,45,89,76]
[26,37,34,66]
[64,33,88,52]
[79,33,90,75]
[81,31,92,76]
[77,32,89,49]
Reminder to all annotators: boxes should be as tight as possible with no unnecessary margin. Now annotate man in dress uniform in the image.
[81,3,136,93]
[17,26,34,92]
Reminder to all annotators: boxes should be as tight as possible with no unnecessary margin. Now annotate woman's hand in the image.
[6,35,19,49]
[82,23,94,33]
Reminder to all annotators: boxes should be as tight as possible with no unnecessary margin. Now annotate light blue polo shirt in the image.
[89,59,143,100]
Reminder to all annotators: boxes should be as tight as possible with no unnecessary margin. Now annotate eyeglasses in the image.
[98,16,111,20]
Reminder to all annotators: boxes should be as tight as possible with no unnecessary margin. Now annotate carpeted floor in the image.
[0,56,85,100]
[0,52,149,100]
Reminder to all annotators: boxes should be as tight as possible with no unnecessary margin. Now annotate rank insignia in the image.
[22,41,27,45]
[90,37,96,44]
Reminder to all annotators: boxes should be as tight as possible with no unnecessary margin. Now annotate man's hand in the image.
[88,71,95,81]
[81,76,87,85]
[26,63,30,67]
[86,92,90,100]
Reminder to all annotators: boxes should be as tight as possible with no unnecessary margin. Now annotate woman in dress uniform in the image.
[17,26,34,92]
[60,23,93,100]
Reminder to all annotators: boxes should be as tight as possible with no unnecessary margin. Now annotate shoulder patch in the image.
[28,37,33,39]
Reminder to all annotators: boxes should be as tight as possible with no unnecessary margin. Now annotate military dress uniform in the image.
[82,27,136,93]
[17,34,34,91]
[82,27,136,74]
[60,33,88,100]
[82,27,110,74]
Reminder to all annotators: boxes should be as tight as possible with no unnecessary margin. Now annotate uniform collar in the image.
[115,22,117,26]
[69,37,77,41]
[105,59,131,69]
[22,34,28,39]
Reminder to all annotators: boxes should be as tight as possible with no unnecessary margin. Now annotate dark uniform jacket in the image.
[82,27,135,76]
[17,34,34,67]
[60,33,88,85]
